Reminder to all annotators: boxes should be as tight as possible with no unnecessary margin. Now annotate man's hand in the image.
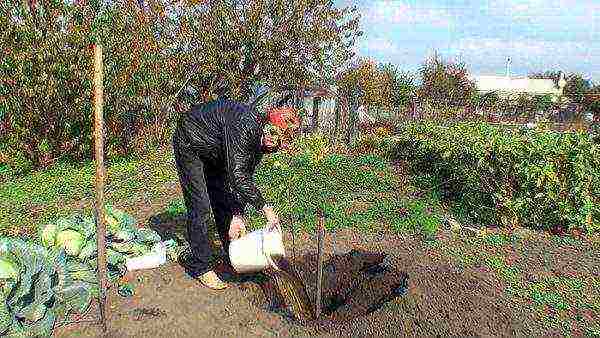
[229,215,246,240]
[262,205,279,231]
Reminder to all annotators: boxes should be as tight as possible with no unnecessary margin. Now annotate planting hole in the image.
[248,249,409,328]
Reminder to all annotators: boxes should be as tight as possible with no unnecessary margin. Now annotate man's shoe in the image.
[197,270,229,290]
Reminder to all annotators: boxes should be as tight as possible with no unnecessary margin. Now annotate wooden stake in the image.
[315,209,325,318]
[93,44,109,334]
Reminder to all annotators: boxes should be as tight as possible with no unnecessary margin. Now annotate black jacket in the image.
[173,98,267,215]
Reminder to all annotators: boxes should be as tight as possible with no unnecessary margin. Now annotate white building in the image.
[469,73,567,102]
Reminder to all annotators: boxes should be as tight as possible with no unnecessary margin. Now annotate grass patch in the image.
[165,198,187,218]
[455,252,478,268]
[1,136,440,240]
[0,147,178,237]
[249,141,441,236]
[527,281,570,311]
[484,233,510,246]
[551,234,584,247]
[480,252,581,313]
[392,204,442,240]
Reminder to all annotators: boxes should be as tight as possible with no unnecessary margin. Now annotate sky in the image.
[334,0,599,83]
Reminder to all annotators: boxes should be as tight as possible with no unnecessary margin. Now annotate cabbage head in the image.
[130,243,150,257]
[104,205,136,235]
[110,242,134,254]
[104,213,120,234]
[55,230,85,256]
[0,258,18,280]
[135,228,161,243]
[39,223,58,248]
[78,241,97,261]
[113,229,135,242]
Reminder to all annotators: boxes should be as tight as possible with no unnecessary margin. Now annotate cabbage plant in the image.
[12,205,185,337]
[0,239,93,337]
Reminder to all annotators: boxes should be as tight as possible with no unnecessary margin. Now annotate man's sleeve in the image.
[224,119,266,214]
[230,197,245,216]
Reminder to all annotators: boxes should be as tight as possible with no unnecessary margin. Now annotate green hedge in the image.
[386,122,600,234]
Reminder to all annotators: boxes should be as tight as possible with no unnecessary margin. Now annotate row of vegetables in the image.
[0,205,183,337]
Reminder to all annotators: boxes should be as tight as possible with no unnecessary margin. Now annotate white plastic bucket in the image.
[229,225,285,274]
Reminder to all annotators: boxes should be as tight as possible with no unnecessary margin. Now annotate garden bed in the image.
[2,134,599,337]
[54,223,600,337]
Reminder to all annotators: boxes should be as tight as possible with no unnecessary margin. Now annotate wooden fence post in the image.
[315,209,325,319]
[93,43,109,334]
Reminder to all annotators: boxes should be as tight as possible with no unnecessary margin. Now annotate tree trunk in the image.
[345,99,358,145]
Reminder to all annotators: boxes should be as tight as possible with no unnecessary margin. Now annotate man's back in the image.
[174,98,264,166]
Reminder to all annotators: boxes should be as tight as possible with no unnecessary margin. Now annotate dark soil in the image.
[53,211,600,337]
[261,249,408,328]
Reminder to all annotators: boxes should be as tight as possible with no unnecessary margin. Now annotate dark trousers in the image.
[173,136,235,276]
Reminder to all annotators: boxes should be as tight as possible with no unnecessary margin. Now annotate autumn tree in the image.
[337,58,390,107]
[0,0,362,173]
[169,0,362,103]
[378,63,417,108]
[564,73,592,105]
[418,51,476,107]
[584,85,600,118]
[530,71,592,106]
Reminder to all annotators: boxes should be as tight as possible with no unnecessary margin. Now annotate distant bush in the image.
[418,52,477,108]
[386,122,600,234]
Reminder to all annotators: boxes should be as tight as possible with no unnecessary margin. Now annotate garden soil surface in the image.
[52,209,600,338]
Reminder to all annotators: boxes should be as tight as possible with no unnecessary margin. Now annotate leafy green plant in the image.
[485,233,509,246]
[166,199,187,218]
[0,238,91,336]
[387,121,600,234]
[37,205,166,286]
[0,206,178,336]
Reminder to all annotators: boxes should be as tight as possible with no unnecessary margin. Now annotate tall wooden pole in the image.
[93,44,109,334]
[315,209,325,318]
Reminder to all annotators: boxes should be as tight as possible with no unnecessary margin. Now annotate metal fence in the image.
[300,97,598,141]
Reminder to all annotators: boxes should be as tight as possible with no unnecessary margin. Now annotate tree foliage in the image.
[564,73,592,105]
[530,70,592,105]
[584,85,600,117]
[170,0,361,101]
[337,58,416,109]
[337,58,379,106]
[378,63,417,108]
[0,0,361,175]
[418,52,476,107]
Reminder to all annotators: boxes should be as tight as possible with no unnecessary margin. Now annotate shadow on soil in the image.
[245,250,410,332]
[145,212,410,332]
[145,211,252,281]
[146,211,188,243]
